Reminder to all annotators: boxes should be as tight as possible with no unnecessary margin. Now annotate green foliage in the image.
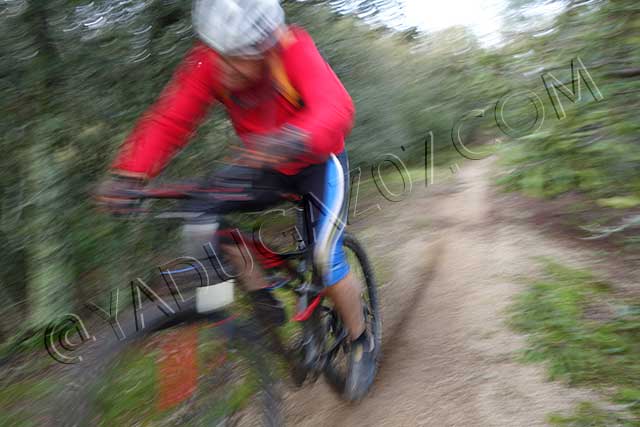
[0,378,56,426]
[497,0,640,205]
[510,260,640,422]
[95,347,158,426]
[597,197,640,210]
[548,401,637,427]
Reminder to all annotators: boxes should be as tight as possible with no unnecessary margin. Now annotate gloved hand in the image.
[95,173,146,217]
[242,125,310,169]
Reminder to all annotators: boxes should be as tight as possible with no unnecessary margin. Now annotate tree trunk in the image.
[22,0,72,329]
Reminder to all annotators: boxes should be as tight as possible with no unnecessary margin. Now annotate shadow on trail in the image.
[379,239,446,368]
[315,238,447,427]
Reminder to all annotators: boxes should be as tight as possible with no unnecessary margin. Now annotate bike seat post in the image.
[301,196,318,247]
[297,196,327,293]
[294,204,306,251]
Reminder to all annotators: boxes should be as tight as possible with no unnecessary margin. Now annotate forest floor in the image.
[283,156,638,426]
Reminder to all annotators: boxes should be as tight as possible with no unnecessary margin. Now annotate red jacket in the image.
[112,26,355,178]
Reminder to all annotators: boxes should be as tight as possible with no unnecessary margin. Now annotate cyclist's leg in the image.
[213,166,289,288]
[181,165,288,292]
[293,150,365,339]
[295,150,376,400]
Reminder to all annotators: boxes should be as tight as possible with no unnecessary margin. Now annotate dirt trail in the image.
[284,158,598,426]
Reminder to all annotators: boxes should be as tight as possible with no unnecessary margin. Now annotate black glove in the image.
[95,174,146,217]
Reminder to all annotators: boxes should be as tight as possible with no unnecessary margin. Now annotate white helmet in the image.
[193,0,285,57]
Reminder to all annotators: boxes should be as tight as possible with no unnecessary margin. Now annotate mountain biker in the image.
[97,0,376,400]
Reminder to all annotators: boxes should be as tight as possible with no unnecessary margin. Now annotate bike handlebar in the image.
[121,184,201,200]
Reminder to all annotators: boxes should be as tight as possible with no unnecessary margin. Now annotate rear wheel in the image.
[323,233,381,395]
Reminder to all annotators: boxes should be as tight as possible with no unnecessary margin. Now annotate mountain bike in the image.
[93,180,381,425]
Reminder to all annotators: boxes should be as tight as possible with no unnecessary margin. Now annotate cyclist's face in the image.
[218,55,266,90]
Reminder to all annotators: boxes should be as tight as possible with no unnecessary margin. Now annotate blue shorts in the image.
[292,150,350,286]
[193,150,351,286]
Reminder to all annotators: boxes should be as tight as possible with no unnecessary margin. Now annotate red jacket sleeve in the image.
[281,28,355,163]
[112,43,218,179]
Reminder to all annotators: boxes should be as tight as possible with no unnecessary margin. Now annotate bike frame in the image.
[131,187,346,380]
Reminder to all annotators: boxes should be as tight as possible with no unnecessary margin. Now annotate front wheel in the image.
[87,312,283,427]
[323,233,381,395]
